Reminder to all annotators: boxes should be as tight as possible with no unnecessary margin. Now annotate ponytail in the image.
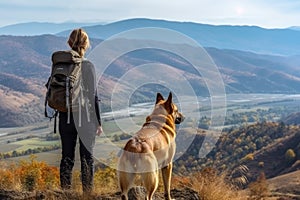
[67,28,90,57]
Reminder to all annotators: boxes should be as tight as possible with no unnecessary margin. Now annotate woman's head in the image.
[68,28,90,57]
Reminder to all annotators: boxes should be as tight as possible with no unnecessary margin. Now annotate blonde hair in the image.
[67,28,90,57]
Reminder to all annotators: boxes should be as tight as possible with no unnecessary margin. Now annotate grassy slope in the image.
[267,170,300,199]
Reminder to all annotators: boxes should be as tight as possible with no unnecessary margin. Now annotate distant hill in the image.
[241,126,300,181]
[283,112,300,125]
[0,22,102,36]
[0,35,65,126]
[289,26,300,31]
[175,122,300,184]
[1,34,300,126]
[57,18,300,56]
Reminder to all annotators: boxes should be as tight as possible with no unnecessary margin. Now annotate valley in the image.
[1,93,300,164]
[1,93,300,199]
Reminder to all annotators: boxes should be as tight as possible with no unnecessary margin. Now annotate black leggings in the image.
[58,112,96,192]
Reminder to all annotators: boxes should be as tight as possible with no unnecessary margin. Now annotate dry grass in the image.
[0,158,248,199]
[191,175,245,199]
[172,167,247,200]
[0,156,261,200]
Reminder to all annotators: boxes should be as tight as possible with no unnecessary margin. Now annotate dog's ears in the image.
[166,92,172,103]
[156,93,164,104]
[165,92,173,113]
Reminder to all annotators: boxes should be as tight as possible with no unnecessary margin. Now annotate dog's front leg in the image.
[161,163,174,200]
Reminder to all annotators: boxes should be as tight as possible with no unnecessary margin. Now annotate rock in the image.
[171,188,200,200]
[128,186,147,200]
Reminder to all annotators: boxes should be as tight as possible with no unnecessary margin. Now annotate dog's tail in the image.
[118,137,158,173]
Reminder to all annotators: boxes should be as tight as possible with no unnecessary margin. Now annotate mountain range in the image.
[0,18,300,127]
[0,22,102,36]
[57,18,300,56]
[1,19,300,56]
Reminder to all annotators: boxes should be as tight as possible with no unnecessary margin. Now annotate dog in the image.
[118,92,184,200]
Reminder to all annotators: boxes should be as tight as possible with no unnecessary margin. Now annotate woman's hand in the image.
[96,125,103,136]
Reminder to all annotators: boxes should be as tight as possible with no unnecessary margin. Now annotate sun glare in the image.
[235,6,245,15]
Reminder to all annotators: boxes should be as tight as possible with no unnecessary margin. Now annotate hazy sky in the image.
[1,0,300,28]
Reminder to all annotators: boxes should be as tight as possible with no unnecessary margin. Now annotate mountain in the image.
[241,127,300,182]
[175,122,300,184]
[207,48,300,93]
[283,112,300,125]
[0,22,102,36]
[1,34,300,127]
[0,35,65,126]
[4,19,299,56]
[58,18,300,56]
[289,26,300,31]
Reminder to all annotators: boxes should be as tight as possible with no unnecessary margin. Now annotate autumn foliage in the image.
[0,155,59,191]
[0,155,119,196]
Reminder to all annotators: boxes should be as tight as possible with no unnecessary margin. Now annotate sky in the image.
[0,0,300,28]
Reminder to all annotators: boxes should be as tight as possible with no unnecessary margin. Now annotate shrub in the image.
[16,155,60,191]
[94,167,118,194]
[0,167,15,189]
[258,162,264,168]
[248,172,269,200]
[285,149,296,163]
[241,153,254,162]
[190,168,245,200]
[0,155,60,191]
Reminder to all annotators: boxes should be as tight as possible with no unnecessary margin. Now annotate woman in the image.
[58,28,103,193]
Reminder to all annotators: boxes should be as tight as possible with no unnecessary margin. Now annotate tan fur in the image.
[118,93,184,200]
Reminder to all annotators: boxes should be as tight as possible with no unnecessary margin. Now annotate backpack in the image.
[45,50,86,131]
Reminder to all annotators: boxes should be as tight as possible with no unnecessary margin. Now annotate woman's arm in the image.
[82,60,102,126]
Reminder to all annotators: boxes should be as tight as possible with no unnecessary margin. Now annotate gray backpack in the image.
[45,50,87,129]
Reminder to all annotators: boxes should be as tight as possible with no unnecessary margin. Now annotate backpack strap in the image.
[85,98,91,123]
[66,77,71,124]
[53,111,58,133]
[78,96,82,127]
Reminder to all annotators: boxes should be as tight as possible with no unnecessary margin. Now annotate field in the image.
[1,93,300,168]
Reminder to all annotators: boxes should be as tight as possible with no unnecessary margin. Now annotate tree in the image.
[285,149,296,164]
[241,153,254,162]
